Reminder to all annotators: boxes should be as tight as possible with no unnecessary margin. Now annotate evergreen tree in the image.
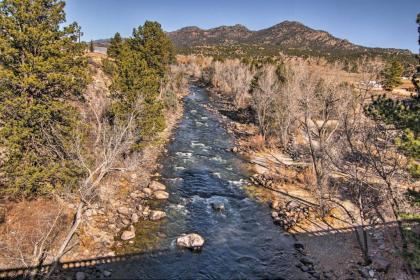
[0,0,89,197]
[367,15,420,178]
[89,40,94,52]
[412,13,420,93]
[381,60,403,91]
[130,21,174,77]
[108,22,173,146]
[107,32,123,58]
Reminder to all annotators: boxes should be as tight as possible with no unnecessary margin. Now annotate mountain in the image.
[167,21,411,56]
[94,21,414,62]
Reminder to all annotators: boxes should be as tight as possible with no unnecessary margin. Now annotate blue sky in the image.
[65,0,420,52]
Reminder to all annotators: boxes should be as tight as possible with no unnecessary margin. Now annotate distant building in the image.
[94,46,107,54]
[360,80,382,89]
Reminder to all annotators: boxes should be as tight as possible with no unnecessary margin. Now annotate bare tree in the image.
[45,98,142,278]
[273,65,301,147]
[326,57,405,263]
[0,204,66,278]
[328,117,383,264]
[362,125,408,248]
[292,64,351,214]
[251,65,279,139]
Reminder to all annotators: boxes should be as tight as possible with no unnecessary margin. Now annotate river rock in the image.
[131,213,139,223]
[142,206,151,217]
[142,187,153,196]
[149,181,166,191]
[122,219,131,226]
[176,233,205,250]
[117,206,130,216]
[149,210,166,221]
[271,200,282,210]
[211,202,225,211]
[153,190,169,200]
[294,242,304,250]
[130,191,145,199]
[102,270,112,277]
[300,256,314,266]
[121,226,135,241]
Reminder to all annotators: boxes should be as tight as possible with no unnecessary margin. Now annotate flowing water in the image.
[110,85,308,279]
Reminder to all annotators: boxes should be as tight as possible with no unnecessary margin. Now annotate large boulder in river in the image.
[176,233,205,250]
[149,181,166,191]
[153,190,169,200]
[149,210,167,221]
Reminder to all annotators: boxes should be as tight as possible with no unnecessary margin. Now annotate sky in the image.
[65,0,420,52]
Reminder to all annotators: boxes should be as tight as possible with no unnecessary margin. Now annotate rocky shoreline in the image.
[202,86,415,280]
[61,93,186,265]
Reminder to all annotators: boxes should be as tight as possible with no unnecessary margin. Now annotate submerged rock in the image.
[294,242,304,250]
[149,210,167,221]
[176,233,205,250]
[102,270,112,277]
[211,202,225,211]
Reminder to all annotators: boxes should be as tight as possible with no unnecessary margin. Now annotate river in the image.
[108,85,309,279]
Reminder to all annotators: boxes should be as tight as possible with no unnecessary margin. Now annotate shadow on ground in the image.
[1,219,418,280]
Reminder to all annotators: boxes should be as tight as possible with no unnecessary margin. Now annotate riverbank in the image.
[0,54,188,275]
[61,55,189,262]
[204,86,417,280]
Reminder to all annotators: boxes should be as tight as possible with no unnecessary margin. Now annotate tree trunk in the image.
[46,202,84,279]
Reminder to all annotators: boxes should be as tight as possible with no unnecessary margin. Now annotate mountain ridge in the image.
[167,20,412,55]
[93,20,413,60]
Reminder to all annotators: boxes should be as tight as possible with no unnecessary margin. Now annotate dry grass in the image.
[0,199,72,269]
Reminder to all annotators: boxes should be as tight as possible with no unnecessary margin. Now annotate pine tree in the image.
[90,40,94,52]
[108,22,173,146]
[0,0,89,197]
[130,21,174,77]
[413,13,420,93]
[367,15,419,178]
[107,32,123,58]
[381,60,403,91]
